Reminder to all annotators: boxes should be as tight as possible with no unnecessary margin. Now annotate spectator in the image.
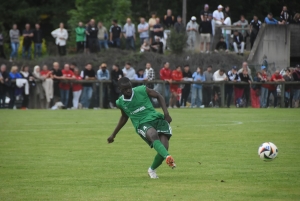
[212,68,227,107]
[293,13,300,24]
[208,13,215,51]
[123,18,136,51]
[191,67,205,108]
[97,22,109,51]
[20,65,35,109]
[180,64,192,108]
[251,72,263,108]
[144,62,155,89]
[86,19,99,53]
[134,69,147,86]
[96,63,110,108]
[280,6,292,24]
[213,5,224,25]
[265,13,279,25]
[148,12,157,44]
[170,66,183,108]
[249,15,261,49]
[8,66,23,109]
[40,65,53,108]
[72,67,82,109]
[60,64,75,108]
[32,65,47,108]
[140,39,150,52]
[163,9,175,28]
[0,64,9,108]
[153,18,164,48]
[233,30,245,56]
[200,4,210,21]
[260,66,269,108]
[233,15,249,37]
[75,22,86,53]
[174,16,185,33]
[200,13,212,53]
[238,69,252,107]
[109,20,122,48]
[0,29,6,59]
[160,62,172,107]
[9,24,20,62]
[138,17,149,46]
[33,23,43,58]
[283,69,293,108]
[225,66,240,108]
[224,5,231,17]
[122,63,135,80]
[51,23,68,56]
[214,36,227,52]
[238,62,253,81]
[22,24,34,60]
[51,62,63,104]
[85,22,90,54]
[67,62,77,108]
[266,70,284,108]
[222,13,231,53]
[292,64,300,108]
[203,65,213,107]
[80,63,96,109]
[151,36,163,54]
[186,16,199,49]
[110,64,123,108]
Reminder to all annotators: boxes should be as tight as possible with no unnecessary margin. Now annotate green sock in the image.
[152,140,169,159]
[150,153,164,170]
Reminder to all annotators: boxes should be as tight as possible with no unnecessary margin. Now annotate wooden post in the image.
[280,83,285,108]
[220,82,225,107]
[100,81,103,109]
[182,0,187,25]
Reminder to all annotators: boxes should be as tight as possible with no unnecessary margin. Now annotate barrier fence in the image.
[38,80,300,109]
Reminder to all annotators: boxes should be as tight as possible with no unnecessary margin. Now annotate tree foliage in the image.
[167,28,187,54]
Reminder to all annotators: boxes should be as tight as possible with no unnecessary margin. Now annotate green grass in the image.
[0,109,300,201]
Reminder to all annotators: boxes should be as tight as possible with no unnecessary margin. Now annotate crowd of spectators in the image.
[0,5,299,60]
[0,62,300,110]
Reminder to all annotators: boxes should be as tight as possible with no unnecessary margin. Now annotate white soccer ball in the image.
[258,142,278,161]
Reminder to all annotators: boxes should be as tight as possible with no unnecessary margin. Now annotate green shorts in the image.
[136,119,172,147]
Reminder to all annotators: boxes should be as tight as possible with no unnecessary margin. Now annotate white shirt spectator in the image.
[51,28,68,46]
[213,70,227,81]
[122,67,136,80]
[222,17,231,34]
[213,10,224,25]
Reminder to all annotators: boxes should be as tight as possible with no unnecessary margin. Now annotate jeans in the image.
[224,33,230,50]
[10,42,19,59]
[164,84,170,107]
[140,37,148,46]
[203,86,212,106]
[225,86,233,107]
[60,89,69,107]
[266,89,277,108]
[191,87,203,107]
[293,89,300,100]
[34,43,42,58]
[22,46,31,59]
[260,87,268,108]
[76,41,85,53]
[112,38,121,48]
[98,40,109,51]
[89,38,98,53]
[180,86,190,106]
[57,45,66,56]
[81,86,93,108]
[126,36,135,50]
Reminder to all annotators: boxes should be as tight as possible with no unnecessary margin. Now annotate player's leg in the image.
[146,128,169,159]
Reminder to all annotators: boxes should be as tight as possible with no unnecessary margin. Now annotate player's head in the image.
[118,77,132,98]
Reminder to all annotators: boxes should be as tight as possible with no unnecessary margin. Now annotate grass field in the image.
[0,109,300,201]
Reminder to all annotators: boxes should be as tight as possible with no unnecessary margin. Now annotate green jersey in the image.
[116,85,164,132]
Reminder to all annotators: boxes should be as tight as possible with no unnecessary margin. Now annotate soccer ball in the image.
[258,142,278,161]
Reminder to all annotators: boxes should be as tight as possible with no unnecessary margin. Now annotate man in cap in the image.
[213,5,224,25]
[200,4,210,21]
[226,66,240,108]
[292,64,300,107]
[186,16,199,48]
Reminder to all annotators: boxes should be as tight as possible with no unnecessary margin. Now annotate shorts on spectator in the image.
[200,34,211,43]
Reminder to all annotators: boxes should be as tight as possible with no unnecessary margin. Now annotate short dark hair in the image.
[163,62,169,66]
[118,77,130,87]
[125,62,131,66]
[268,12,273,16]
[151,11,156,15]
[86,63,92,66]
[114,64,119,68]
[219,68,225,73]
[113,19,118,23]
[184,64,189,67]
[176,65,181,69]
[207,65,212,69]
[220,36,224,40]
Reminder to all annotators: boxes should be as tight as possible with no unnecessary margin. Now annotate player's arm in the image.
[107,109,129,143]
[146,87,172,123]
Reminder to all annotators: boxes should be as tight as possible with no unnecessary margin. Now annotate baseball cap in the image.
[191,16,196,21]
[218,5,223,9]
[232,66,237,70]
[261,66,266,70]
[296,64,300,68]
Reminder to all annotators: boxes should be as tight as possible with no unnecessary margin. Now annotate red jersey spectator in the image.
[59,64,75,107]
[159,62,172,107]
[266,70,284,108]
[72,68,82,109]
[169,66,183,108]
[40,65,52,78]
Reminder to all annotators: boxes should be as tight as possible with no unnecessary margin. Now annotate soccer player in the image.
[107,77,176,179]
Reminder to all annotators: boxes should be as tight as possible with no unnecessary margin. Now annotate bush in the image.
[17,36,47,58]
[167,28,188,54]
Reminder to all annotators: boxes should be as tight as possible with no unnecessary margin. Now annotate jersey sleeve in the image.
[134,85,147,95]
[116,99,121,109]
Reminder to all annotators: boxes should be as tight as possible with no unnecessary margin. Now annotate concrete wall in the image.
[290,24,300,58]
[248,24,290,69]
